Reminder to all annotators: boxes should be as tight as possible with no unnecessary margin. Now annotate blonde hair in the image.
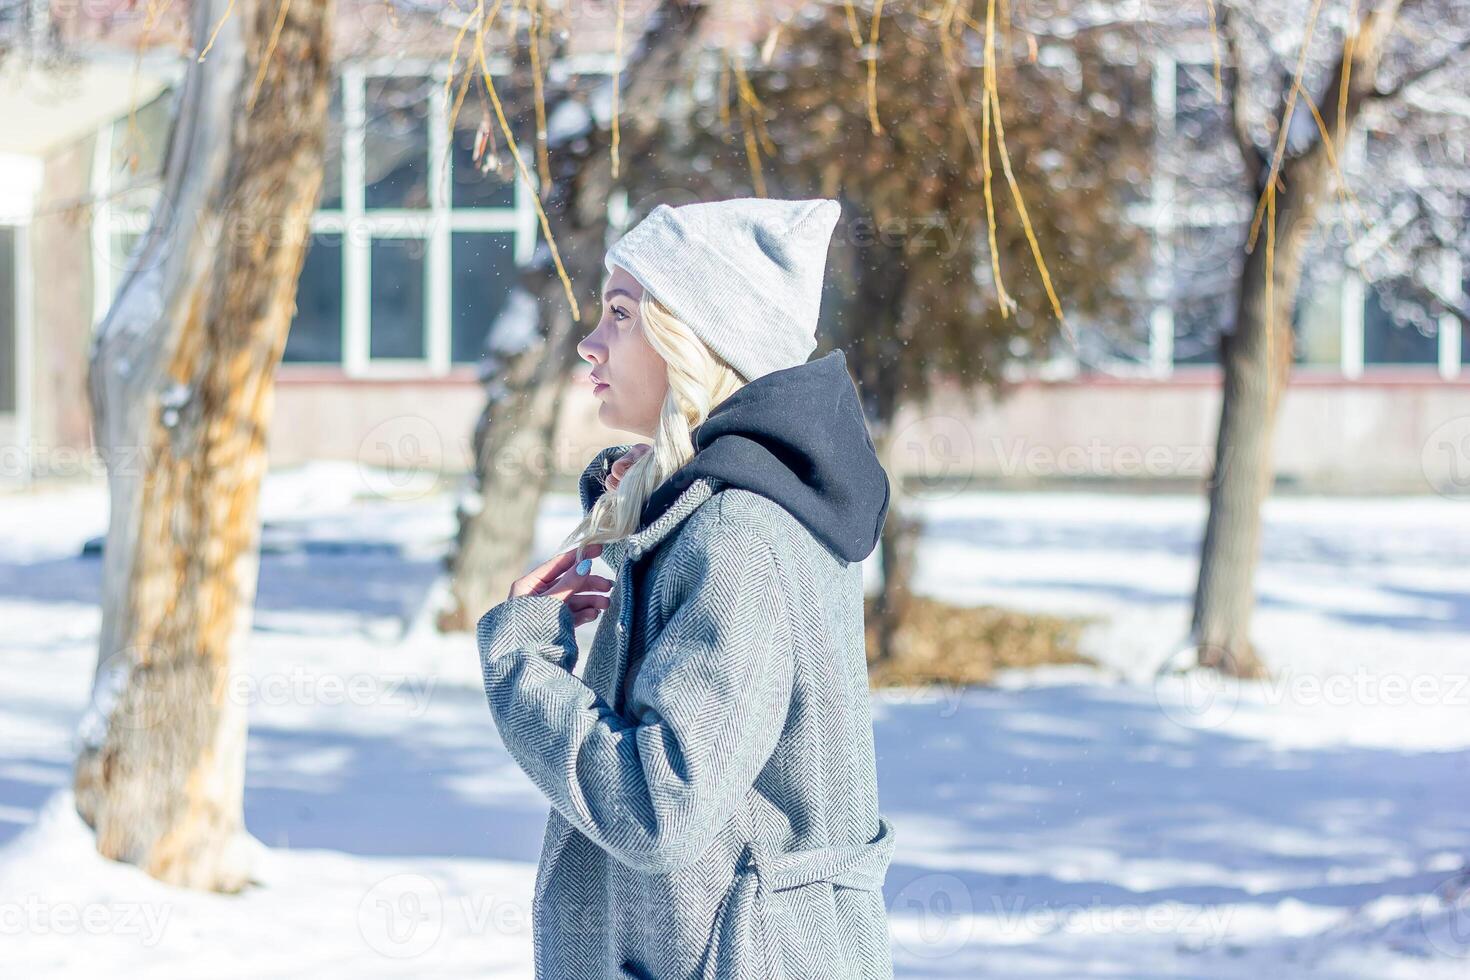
[561,288,747,562]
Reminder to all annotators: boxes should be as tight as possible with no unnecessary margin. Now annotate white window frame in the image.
[1437,248,1462,380]
[98,57,543,381]
[0,152,40,485]
[325,57,539,379]
[1142,50,1467,381]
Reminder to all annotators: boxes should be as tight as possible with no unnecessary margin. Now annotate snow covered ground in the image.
[1,464,1467,978]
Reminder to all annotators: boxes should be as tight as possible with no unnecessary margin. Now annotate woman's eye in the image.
[612,306,629,322]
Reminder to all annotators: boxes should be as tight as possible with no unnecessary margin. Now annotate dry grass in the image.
[864,594,1097,688]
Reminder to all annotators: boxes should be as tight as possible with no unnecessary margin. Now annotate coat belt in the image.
[743,814,896,896]
[699,816,895,979]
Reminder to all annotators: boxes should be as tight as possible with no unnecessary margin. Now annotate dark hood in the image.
[638,349,890,563]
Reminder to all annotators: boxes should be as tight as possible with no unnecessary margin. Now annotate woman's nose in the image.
[577,330,606,365]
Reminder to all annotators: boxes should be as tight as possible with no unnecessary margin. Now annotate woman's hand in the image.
[508,542,616,626]
[605,444,651,491]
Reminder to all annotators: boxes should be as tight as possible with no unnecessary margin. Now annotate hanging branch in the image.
[611,0,625,178]
[470,0,580,319]
[1245,0,1327,253]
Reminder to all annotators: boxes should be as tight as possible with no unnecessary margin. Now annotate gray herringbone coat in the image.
[477,444,897,979]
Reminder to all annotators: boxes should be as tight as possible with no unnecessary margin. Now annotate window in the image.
[370,237,428,358]
[0,226,14,414]
[99,65,549,378]
[1171,289,1227,366]
[1363,279,1438,365]
[280,63,540,376]
[1462,261,1470,369]
[364,76,430,210]
[321,82,344,210]
[1170,275,1348,369]
[1170,218,1243,366]
[451,113,518,210]
[95,92,173,318]
[452,232,518,363]
[1293,272,1344,367]
[283,232,344,363]
[1174,62,1235,156]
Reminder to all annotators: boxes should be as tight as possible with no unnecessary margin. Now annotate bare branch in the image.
[1218,3,1265,188]
[1382,273,1470,323]
[1369,35,1470,104]
[1218,1,1290,80]
[1308,0,1405,153]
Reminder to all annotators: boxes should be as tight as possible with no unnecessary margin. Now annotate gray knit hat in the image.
[603,196,842,382]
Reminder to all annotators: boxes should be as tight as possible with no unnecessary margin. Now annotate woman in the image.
[476,197,896,979]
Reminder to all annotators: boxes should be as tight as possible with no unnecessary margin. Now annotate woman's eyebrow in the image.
[603,287,634,303]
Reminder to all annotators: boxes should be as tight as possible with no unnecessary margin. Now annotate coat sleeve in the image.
[476,519,794,874]
[577,444,637,516]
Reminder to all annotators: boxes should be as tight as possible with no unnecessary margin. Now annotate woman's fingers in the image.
[607,444,652,490]
[552,568,614,627]
[565,591,611,615]
[508,543,605,599]
[547,572,614,602]
[511,549,578,598]
[565,590,611,609]
[564,588,612,627]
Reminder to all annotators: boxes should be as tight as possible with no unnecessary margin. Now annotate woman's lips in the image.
[592,379,609,395]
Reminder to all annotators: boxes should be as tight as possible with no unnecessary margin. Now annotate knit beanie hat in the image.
[603,196,843,383]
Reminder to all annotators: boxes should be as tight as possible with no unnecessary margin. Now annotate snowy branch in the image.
[1369,35,1470,105]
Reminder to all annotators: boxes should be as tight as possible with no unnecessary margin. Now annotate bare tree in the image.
[440,0,710,629]
[1176,0,1469,676]
[637,5,1154,662]
[76,0,334,891]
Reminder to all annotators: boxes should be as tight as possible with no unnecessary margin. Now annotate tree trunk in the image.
[1191,160,1327,679]
[440,0,709,630]
[75,0,332,892]
[1191,237,1294,678]
[871,426,919,664]
[847,236,913,666]
[441,282,586,628]
[1189,1,1400,678]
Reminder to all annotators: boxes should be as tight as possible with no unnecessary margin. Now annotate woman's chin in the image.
[597,402,630,434]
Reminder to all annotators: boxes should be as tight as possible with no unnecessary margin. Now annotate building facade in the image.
[2,17,1465,493]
